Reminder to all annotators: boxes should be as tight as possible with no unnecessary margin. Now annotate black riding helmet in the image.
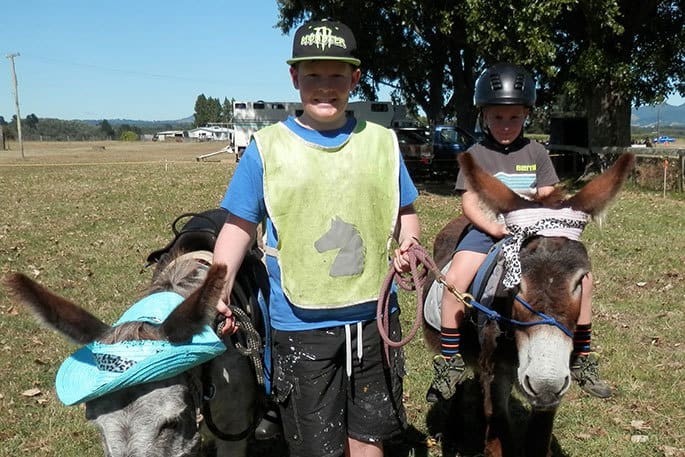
[474,63,536,108]
[474,63,536,150]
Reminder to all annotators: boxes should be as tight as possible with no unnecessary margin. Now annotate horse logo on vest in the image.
[315,216,364,277]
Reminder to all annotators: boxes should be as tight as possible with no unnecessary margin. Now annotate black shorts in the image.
[271,312,407,457]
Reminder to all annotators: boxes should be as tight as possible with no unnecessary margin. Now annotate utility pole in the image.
[0,108,4,151]
[6,53,24,159]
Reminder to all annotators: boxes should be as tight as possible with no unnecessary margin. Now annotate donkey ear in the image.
[3,273,110,344]
[457,152,529,213]
[161,263,227,343]
[566,153,635,216]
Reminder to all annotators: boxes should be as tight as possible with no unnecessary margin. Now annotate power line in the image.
[23,54,226,85]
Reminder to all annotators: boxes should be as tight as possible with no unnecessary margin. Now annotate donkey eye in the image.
[159,418,181,434]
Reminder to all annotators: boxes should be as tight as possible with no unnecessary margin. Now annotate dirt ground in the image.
[0,140,237,165]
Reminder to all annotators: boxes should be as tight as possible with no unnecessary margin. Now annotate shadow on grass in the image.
[202,423,432,457]
[203,378,571,457]
[413,174,459,197]
[421,378,570,457]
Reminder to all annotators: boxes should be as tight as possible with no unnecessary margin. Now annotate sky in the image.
[1,1,683,122]
[0,1,308,121]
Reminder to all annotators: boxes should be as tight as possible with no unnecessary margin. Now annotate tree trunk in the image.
[455,103,478,133]
[585,83,632,147]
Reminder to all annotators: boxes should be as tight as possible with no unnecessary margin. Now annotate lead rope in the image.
[376,243,429,362]
[215,283,265,387]
[376,243,475,362]
[204,281,264,442]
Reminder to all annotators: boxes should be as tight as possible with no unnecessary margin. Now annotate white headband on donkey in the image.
[500,207,590,289]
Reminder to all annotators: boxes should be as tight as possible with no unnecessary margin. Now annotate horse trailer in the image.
[230,100,413,158]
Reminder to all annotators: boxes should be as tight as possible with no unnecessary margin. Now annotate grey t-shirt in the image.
[455,139,559,199]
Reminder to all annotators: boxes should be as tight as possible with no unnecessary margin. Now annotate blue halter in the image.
[467,238,574,338]
[471,294,573,337]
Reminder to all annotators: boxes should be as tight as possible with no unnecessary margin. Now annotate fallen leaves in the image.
[27,264,42,277]
[630,419,651,431]
[574,426,607,440]
[20,387,49,406]
[660,445,685,457]
[21,388,42,397]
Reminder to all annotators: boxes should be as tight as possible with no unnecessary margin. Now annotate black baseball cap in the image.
[286,20,361,67]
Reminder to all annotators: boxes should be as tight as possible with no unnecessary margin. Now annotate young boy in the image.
[426,63,612,403]
[213,20,421,457]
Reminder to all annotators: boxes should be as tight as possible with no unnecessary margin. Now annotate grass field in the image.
[0,141,683,457]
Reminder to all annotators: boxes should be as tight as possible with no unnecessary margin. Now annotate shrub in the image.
[120,130,139,141]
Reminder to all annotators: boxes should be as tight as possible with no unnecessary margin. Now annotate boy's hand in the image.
[490,223,510,239]
[216,298,239,336]
[392,237,418,274]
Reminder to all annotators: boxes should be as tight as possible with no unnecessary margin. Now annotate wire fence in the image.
[549,145,685,193]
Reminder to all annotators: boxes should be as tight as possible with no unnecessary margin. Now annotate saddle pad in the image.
[424,243,506,332]
[424,262,452,331]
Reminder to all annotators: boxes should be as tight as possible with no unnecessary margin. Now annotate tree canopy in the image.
[276,0,684,146]
[0,116,189,142]
[193,94,233,127]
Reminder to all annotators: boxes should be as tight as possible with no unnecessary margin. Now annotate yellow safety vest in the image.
[255,120,400,309]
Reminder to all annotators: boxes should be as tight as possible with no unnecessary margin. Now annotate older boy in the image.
[214,20,420,457]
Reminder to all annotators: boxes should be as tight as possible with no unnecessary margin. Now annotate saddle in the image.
[144,208,271,387]
[146,208,229,266]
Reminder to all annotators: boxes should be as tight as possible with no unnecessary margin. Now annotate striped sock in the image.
[573,323,592,356]
[440,327,461,359]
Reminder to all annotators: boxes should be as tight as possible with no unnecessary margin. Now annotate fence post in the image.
[680,150,684,193]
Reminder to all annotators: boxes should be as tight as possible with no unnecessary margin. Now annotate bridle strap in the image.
[465,294,573,338]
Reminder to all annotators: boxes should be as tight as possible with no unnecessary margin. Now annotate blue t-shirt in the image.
[220,116,419,331]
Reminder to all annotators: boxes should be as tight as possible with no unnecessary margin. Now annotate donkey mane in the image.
[96,259,225,345]
[99,321,163,344]
[538,187,568,208]
[147,252,211,297]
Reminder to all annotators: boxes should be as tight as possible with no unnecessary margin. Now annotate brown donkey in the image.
[424,152,635,457]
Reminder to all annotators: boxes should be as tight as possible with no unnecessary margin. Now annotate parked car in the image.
[653,135,676,144]
[431,125,479,177]
[393,127,433,178]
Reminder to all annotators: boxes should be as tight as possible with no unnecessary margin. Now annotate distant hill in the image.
[631,103,685,127]
[63,105,685,129]
[78,116,194,127]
